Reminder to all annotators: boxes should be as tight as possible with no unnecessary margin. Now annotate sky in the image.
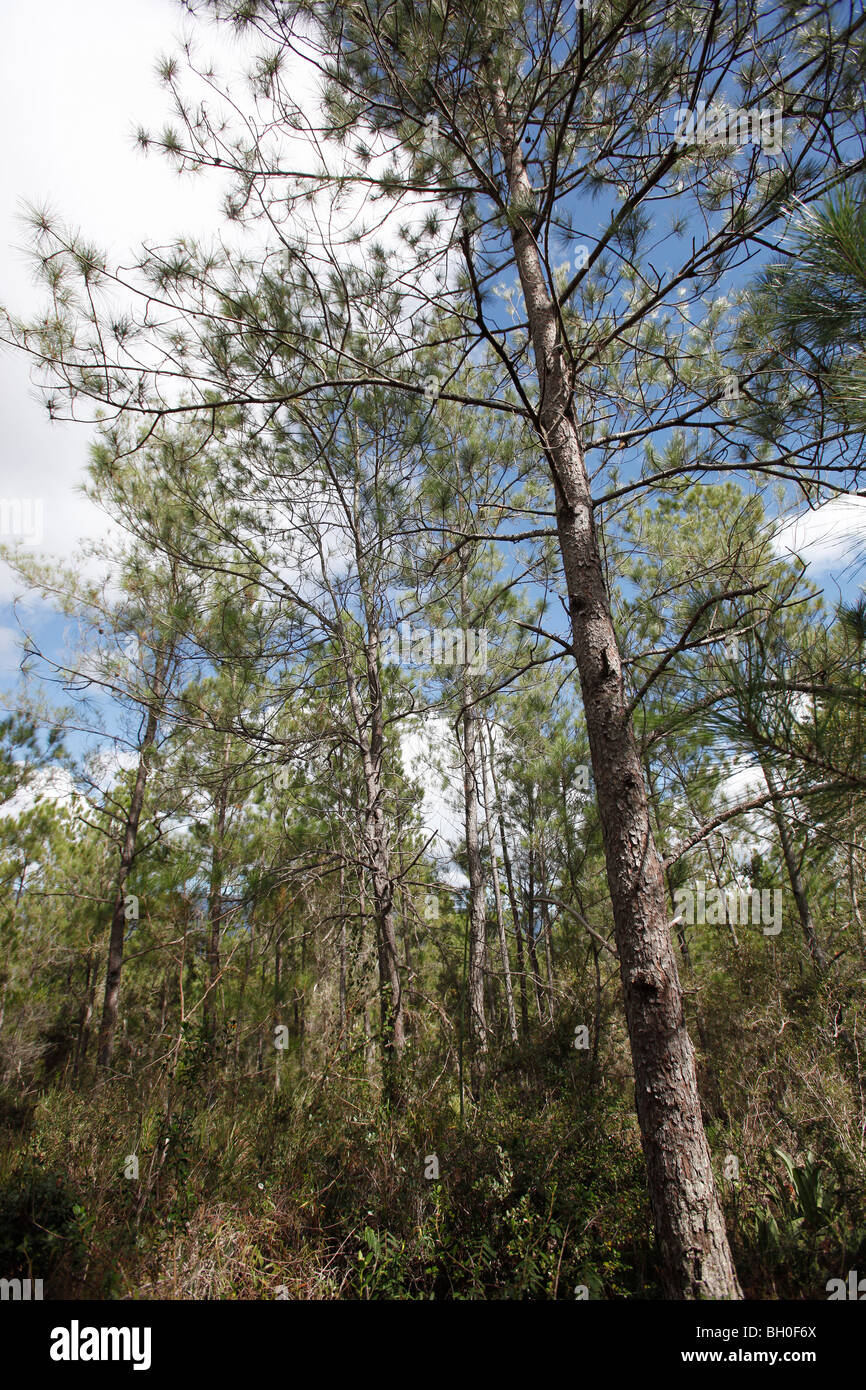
[1,0,864,868]
[2,1,865,627]
[0,0,234,645]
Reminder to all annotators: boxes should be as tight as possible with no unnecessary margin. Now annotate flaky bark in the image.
[487,76,740,1299]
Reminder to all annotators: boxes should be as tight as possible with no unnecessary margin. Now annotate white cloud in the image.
[0,5,191,599]
[772,496,866,571]
[721,759,764,805]
[0,0,246,609]
[401,713,468,887]
[0,762,80,820]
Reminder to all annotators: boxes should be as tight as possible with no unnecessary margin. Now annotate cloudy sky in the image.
[0,0,233,639]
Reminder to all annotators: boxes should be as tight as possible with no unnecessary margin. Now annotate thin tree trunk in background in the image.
[761,760,827,970]
[359,876,376,1077]
[297,921,306,1074]
[526,927,545,1025]
[204,749,230,1039]
[341,624,404,1101]
[539,847,556,1026]
[338,487,406,1101]
[539,897,556,1026]
[705,843,740,952]
[97,689,161,1071]
[158,967,169,1037]
[525,800,545,1025]
[234,930,252,1073]
[590,938,602,1087]
[461,571,488,1095]
[401,885,415,1007]
[492,763,529,1036]
[273,928,283,1091]
[485,959,497,1036]
[339,873,348,1052]
[73,948,97,1080]
[480,727,518,1044]
[338,784,349,1052]
[849,804,866,962]
[488,75,740,1299]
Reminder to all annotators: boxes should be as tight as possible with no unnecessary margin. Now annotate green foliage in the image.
[732,1148,866,1299]
[0,1165,89,1296]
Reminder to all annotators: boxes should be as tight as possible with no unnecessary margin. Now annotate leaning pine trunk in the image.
[488,76,740,1299]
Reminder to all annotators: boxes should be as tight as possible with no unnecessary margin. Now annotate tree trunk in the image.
[762,760,827,970]
[337,781,349,1052]
[461,572,488,1095]
[339,868,349,1052]
[342,625,405,1100]
[705,843,740,952]
[96,696,160,1071]
[204,765,229,1039]
[525,798,546,1025]
[539,848,556,1026]
[487,76,740,1299]
[73,948,97,1080]
[487,730,529,1036]
[480,727,518,1044]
